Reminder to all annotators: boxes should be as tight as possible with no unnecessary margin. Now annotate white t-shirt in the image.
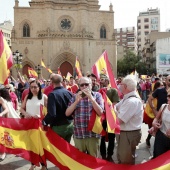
[115,91,143,131]
[160,104,170,135]
[26,94,45,117]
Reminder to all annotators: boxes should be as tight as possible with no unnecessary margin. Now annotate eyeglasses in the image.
[30,86,38,89]
[80,83,89,87]
[167,95,170,98]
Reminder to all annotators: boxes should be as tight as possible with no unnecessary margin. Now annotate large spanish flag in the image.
[41,59,53,73]
[91,51,121,96]
[28,67,38,78]
[1,118,170,169]
[0,118,46,166]
[75,56,82,78]
[0,30,13,85]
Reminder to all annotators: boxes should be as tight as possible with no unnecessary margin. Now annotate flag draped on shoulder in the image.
[75,57,82,78]
[41,59,53,74]
[0,30,13,85]
[91,51,121,96]
[28,67,38,78]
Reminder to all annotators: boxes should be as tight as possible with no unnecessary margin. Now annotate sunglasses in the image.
[80,83,89,87]
[30,86,38,89]
[167,95,170,98]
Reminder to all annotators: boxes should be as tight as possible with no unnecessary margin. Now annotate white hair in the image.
[122,75,137,91]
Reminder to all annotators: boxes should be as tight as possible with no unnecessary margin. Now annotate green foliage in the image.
[117,50,148,76]
[14,64,22,69]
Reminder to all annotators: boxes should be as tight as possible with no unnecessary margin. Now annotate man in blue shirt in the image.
[43,74,73,142]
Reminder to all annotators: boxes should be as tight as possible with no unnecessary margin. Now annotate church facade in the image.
[12,0,117,79]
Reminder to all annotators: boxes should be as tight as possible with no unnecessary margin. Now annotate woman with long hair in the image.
[20,80,47,170]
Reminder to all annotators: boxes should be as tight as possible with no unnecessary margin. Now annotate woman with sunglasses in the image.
[152,88,170,158]
[20,80,47,170]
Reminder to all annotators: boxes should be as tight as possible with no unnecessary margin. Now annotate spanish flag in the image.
[66,72,72,81]
[0,118,46,166]
[41,59,53,73]
[88,88,120,135]
[75,57,82,78]
[28,67,38,78]
[0,30,13,85]
[1,118,170,169]
[91,51,121,96]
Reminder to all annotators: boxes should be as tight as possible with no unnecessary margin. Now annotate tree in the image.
[117,50,147,76]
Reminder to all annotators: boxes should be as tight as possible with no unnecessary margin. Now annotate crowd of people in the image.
[0,71,170,169]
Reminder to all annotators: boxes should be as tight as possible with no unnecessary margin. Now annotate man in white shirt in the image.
[115,75,143,164]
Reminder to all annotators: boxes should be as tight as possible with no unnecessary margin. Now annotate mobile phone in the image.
[81,92,86,98]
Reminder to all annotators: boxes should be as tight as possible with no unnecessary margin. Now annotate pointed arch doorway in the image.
[60,61,73,77]
[22,64,32,78]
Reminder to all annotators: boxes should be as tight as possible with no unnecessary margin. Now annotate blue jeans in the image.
[142,90,147,103]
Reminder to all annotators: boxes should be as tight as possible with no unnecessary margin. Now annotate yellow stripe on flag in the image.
[40,130,92,170]
[0,126,40,154]
[92,115,103,134]
[154,163,170,170]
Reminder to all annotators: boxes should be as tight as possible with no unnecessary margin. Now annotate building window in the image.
[100,25,106,39]
[138,26,141,29]
[138,19,141,23]
[144,18,149,22]
[144,25,149,29]
[23,23,30,37]
[145,31,149,35]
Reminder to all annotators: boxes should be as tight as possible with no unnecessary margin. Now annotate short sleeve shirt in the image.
[68,91,104,139]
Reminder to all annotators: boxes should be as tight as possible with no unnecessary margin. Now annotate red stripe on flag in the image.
[0,118,40,130]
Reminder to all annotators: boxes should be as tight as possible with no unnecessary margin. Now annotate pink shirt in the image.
[10,92,18,110]
[43,85,54,96]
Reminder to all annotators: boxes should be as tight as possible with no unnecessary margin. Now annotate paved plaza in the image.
[0,123,154,170]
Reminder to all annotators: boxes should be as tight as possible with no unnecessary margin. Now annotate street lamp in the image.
[35,64,42,79]
[13,50,23,71]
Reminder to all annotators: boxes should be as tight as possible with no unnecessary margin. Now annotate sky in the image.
[0,0,170,31]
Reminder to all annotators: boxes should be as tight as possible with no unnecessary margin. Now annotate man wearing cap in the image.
[65,77,104,157]
[99,73,119,162]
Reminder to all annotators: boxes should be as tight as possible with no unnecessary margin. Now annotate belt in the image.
[121,129,141,132]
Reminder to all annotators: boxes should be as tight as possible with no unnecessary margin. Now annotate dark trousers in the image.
[100,133,115,156]
[153,130,170,158]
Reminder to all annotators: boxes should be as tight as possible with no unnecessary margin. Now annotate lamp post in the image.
[13,50,23,71]
[35,64,42,79]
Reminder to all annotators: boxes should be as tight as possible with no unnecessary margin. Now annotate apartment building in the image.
[142,32,170,71]
[0,20,13,47]
[137,8,160,57]
[114,27,137,59]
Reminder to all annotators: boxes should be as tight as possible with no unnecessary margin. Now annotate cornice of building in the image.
[37,29,94,39]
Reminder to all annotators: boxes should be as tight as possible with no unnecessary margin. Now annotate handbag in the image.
[148,104,167,136]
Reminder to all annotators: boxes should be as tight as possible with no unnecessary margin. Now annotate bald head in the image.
[51,74,63,86]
